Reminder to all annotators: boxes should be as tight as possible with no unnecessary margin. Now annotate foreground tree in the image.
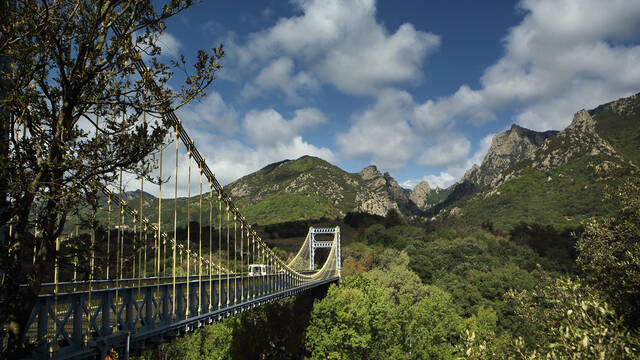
[577,174,640,326]
[505,277,640,359]
[0,0,223,357]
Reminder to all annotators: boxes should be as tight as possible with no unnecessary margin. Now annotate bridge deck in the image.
[23,274,338,359]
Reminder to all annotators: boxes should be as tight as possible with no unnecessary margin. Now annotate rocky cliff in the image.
[356,165,419,216]
[464,124,558,188]
[409,181,431,209]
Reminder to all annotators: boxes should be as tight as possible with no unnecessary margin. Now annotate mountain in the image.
[439,92,640,231]
[425,124,558,216]
[224,156,420,225]
[97,189,156,205]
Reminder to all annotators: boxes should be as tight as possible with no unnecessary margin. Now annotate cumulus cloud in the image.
[243,107,327,146]
[157,32,182,57]
[241,57,320,102]
[176,92,239,136]
[337,89,421,169]
[337,89,485,172]
[413,0,640,131]
[197,107,335,187]
[402,133,494,190]
[230,0,440,97]
[417,136,470,167]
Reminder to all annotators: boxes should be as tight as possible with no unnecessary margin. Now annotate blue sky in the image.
[154,0,640,191]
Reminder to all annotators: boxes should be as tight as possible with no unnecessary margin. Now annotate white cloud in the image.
[337,89,489,172]
[412,0,640,131]
[422,172,457,190]
[137,129,335,198]
[402,133,494,190]
[125,100,333,198]
[337,89,421,169]
[243,107,327,147]
[290,108,327,131]
[158,32,181,57]
[231,0,440,96]
[417,136,470,167]
[137,31,182,63]
[176,92,238,136]
[241,57,320,102]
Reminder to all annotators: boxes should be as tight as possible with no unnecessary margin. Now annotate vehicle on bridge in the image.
[248,264,267,276]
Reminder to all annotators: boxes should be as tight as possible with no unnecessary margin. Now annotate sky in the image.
[147,0,640,193]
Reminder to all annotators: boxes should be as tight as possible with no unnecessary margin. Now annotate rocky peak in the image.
[567,109,597,133]
[359,165,383,181]
[461,164,480,183]
[356,165,419,217]
[527,108,625,172]
[413,181,431,193]
[426,124,558,215]
[475,124,558,188]
[409,181,431,209]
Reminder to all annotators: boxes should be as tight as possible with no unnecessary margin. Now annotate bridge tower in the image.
[309,226,341,278]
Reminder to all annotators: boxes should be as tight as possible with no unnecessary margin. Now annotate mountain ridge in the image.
[439,92,640,230]
[223,156,421,225]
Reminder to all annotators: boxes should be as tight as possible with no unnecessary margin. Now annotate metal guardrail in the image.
[23,273,338,359]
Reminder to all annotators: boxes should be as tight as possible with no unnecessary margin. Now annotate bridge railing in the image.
[24,271,337,359]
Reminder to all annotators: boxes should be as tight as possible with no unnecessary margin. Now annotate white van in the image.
[248,264,267,276]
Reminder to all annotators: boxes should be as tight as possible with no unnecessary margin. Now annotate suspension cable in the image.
[226,203,230,306]
[218,191,222,309]
[133,215,137,282]
[52,236,60,353]
[233,212,237,304]
[140,173,144,288]
[186,143,191,317]
[73,225,78,291]
[107,195,111,280]
[198,164,203,314]
[208,182,213,312]
[236,223,244,302]
[87,209,95,345]
[116,169,123,300]
[172,131,178,319]
[157,143,162,297]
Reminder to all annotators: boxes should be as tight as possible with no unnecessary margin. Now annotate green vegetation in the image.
[237,193,333,225]
[424,186,454,207]
[226,156,367,225]
[577,174,640,326]
[594,104,640,165]
[451,153,626,232]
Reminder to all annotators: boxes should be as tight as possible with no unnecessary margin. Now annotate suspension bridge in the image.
[5,26,342,360]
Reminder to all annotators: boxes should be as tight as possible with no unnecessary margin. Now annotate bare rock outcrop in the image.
[409,181,431,209]
[355,165,418,217]
[473,125,558,188]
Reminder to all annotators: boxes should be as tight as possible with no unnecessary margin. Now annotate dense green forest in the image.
[133,174,640,359]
